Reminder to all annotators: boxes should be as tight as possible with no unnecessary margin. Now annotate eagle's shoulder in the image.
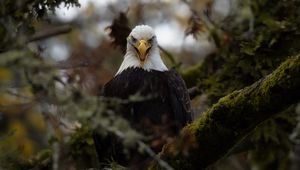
[102,67,153,97]
[163,69,193,125]
[102,68,131,97]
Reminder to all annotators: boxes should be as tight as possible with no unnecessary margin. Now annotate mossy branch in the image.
[152,55,300,170]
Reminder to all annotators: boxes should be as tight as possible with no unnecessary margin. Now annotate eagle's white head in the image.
[116,25,168,75]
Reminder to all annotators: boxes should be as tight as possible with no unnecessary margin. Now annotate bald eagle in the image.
[93,25,192,168]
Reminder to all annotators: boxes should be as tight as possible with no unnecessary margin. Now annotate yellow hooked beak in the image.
[137,39,150,65]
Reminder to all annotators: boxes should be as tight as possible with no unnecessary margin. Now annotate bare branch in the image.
[54,59,91,70]
[188,86,201,100]
[27,25,72,42]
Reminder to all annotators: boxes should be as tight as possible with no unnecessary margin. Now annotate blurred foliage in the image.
[0,0,80,51]
[106,12,131,53]
[249,107,298,170]
[0,0,299,169]
[185,0,300,103]
[66,126,98,169]
[0,47,140,169]
[0,129,52,170]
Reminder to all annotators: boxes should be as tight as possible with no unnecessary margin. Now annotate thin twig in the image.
[137,140,175,170]
[112,129,174,170]
[5,89,33,100]
[158,45,176,65]
[54,60,90,69]
[0,102,35,112]
[54,58,102,70]
[0,25,72,53]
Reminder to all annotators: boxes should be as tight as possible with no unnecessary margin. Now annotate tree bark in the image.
[151,55,300,170]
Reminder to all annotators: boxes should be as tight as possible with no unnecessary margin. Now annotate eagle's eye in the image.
[148,36,155,43]
[131,36,137,43]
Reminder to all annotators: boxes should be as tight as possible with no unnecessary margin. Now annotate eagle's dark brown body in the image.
[93,67,192,169]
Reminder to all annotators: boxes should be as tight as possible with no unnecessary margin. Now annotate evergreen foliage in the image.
[0,0,299,169]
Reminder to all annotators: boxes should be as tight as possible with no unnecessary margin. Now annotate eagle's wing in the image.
[167,69,193,128]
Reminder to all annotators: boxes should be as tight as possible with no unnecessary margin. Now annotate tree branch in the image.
[54,58,102,70]
[158,45,176,65]
[151,54,300,170]
[27,25,72,42]
[188,86,201,100]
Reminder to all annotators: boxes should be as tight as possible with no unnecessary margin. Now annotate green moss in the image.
[180,0,300,108]
[154,55,300,170]
[150,35,300,170]
[34,149,53,163]
[66,126,98,169]
[181,62,204,88]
